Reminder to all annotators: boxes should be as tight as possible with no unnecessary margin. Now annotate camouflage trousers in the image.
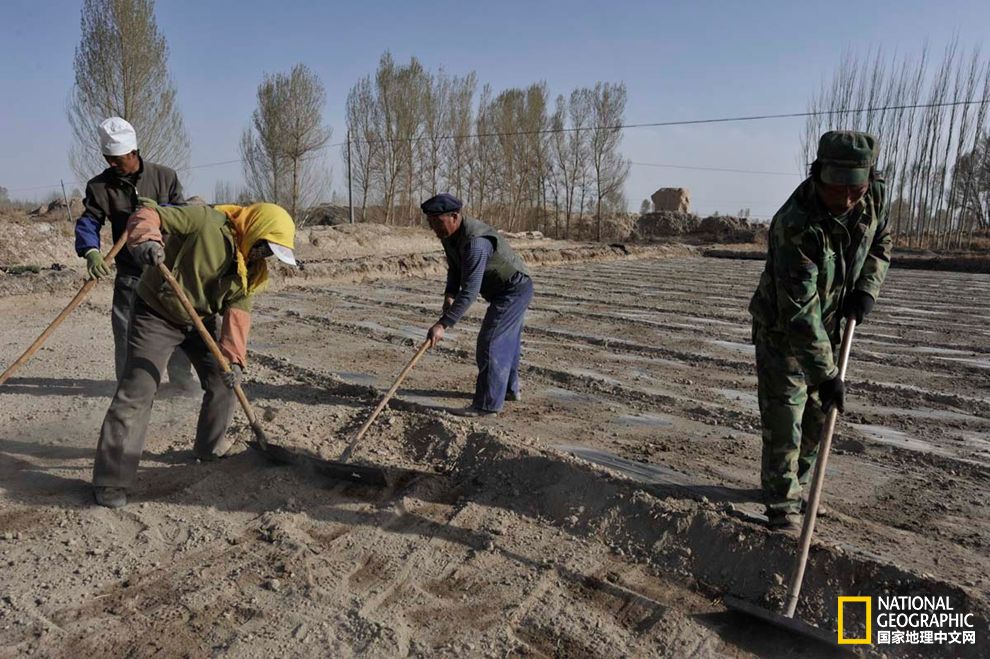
[754,330,830,514]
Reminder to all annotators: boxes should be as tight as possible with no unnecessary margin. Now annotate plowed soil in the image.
[0,225,987,658]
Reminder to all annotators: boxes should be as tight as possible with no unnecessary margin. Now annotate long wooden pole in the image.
[784,318,857,618]
[155,262,269,451]
[338,339,430,463]
[0,232,129,386]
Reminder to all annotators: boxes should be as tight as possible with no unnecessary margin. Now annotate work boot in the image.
[766,511,802,533]
[93,487,127,509]
[448,405,497,418]
[505,390,521,402]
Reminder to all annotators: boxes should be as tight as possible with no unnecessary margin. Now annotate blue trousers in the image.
[475,277,533,412]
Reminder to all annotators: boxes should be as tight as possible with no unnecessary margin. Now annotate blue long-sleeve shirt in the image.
[439,237,494,328]
[74,158,184,276]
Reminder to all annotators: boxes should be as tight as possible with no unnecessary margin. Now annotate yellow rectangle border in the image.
[837,596,872,645]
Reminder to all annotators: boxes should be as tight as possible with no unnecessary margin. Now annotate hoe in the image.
[158,263,428,487]
[724,319,858,648]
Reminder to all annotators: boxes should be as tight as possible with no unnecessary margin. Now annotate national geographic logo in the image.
[837,596,977,646]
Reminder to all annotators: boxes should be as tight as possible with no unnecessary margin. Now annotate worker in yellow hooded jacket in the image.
[91,199,296,508]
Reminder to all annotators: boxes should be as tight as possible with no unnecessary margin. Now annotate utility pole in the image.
[59,180,73,224]
[347,129,354,224]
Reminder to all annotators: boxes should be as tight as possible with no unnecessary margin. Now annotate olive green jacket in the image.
[749,177,892,384]
[132,201,253,326]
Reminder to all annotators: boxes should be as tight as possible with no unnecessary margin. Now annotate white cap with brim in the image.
[99,117,138,156]
[269,242,297,267]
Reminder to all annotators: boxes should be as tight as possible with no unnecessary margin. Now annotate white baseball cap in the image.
[98,117,138,156]
[269,242,297,267]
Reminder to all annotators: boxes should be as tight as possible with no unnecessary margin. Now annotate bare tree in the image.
[441,73,477,201]
[802,43,990,249]
[369,53,427,224]
[213,180,235,204]
[67,0,190,180]
[550,90,593,239]
[588,82,631,241]
[337,50,635,237]
[952,133,990,232]
[343,75,381,222]
[241,64,332,221]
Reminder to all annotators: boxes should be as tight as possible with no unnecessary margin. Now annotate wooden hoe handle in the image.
[783,318,857,618]
[338,339,431,463]
[156,262,269,451]
[0,232,129,387]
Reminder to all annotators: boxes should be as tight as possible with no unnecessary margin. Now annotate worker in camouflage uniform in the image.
[749,130,892,531]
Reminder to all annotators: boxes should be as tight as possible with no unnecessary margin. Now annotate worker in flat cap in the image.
[422,193,534,417]
[749,130,892,532]
[74,117,195,389]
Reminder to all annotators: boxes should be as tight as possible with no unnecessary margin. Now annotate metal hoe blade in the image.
[723,595,843,649]
[250,441,389,487]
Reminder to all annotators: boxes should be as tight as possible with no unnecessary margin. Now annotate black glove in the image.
[222,364,242,389]
[130,241,165,267]
[843,290,875,324]
[818,376,845,414]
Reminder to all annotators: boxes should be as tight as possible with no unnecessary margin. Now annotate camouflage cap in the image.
[817,130,878,186]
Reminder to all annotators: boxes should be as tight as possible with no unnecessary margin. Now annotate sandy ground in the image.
[0,233,988,657]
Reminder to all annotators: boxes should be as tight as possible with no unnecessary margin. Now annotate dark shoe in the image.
[94,487,127,509]
[800,499,829,517]
[448,405,498,418]
[766,511,802,533]
[505,391,521,402]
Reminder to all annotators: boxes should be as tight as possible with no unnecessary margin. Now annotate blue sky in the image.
[1,0,987,217]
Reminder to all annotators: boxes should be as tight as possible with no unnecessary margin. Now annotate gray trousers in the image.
[93,298,237,489]
[112,274,194,384]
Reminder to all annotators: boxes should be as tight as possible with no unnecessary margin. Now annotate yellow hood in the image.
[214,203,295,294]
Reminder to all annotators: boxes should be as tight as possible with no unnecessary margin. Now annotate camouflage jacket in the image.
[749,177,892,384]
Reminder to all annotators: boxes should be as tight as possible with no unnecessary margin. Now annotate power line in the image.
[629,162,799,176]
[336,98,986,146]
[183,97,987,168]
[6,98,983,190]
[5,181,84,193]
[181,157,243,171]
[181,98,987,171]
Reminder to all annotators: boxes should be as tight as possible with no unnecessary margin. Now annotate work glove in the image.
[130,241,165,267]
[222,364,242,390]
[818,375,845,414]
[842,290,875,324]
[84,249,111,279]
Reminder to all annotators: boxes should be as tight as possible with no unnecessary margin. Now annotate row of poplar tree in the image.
[66,0,629,238]
[342,53,630,238]
[66,0,989,246]
[802,43,990,250]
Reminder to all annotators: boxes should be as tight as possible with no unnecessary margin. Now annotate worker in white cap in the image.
[74,117,195,389]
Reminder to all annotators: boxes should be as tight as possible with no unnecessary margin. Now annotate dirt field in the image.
[0,229,987,657]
